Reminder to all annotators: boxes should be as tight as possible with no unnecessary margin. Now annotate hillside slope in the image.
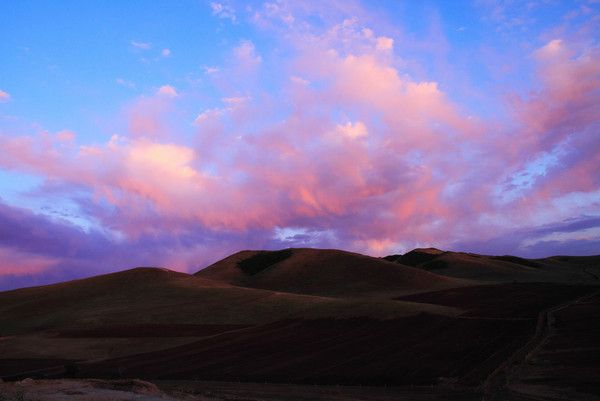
[0,267,461,337]
[386,248,600,283]
[195,248,470,297]
[0,264,461,368]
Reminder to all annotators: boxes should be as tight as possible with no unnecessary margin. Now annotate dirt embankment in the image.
[0,378,213,401]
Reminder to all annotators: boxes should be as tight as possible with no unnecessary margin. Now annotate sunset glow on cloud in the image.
[0,1,599,289]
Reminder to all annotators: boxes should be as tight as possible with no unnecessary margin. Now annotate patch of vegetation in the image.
[382,254,401,262]
[64,362,80,378]
[398,250,443,267]
[15,389,25,401]
[237,249,293,275]
[491,255,542,268]
[420,259,449,271]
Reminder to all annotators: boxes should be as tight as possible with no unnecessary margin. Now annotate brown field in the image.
[78,315,534,387]
[56,324,250,338]
[396,283,597,318]
[505,290,600,400]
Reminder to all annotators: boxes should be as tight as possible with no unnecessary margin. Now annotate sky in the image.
[0,0,599,290]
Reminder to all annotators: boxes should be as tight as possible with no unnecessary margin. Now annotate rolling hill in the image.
[1,247,598,401]
[194,247,470,297]
[385,248,600,283]
[0,262,460,367]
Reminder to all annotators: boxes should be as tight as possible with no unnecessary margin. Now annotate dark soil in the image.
[0,358,74,377]
[396,283,596,318]
[489,256,542,268]
[513,291,600,397]
[79,315,534,386]
[56,324,248,338]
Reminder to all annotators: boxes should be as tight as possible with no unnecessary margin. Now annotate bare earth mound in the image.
[0,378,203,401]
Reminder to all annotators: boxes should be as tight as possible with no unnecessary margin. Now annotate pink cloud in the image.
[124,89,180,139]
[157,85,178,97]
[233,40,262,71]
[498,39,600,208]
[0,246,58,277]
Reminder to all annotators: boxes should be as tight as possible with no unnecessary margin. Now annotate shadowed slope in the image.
[195,248,470,297]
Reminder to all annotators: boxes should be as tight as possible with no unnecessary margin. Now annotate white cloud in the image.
[193,97,248,125]
[290,76,310,86]
[521,226,600,249]
[162,48,171,57]
[204,66,220,74]
[335,121,368,139]
[234,40,262,69]
[210,2,236,22]
[193,108,223,125]
[131,40,152,50]
[222,96,249,105]
[0,90,10,102]
[116,78,135,88]
[376,36,394,51]
[157,85,178,97]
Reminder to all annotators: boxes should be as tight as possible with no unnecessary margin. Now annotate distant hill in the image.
[194,248,469,297]
[385,248,600,283]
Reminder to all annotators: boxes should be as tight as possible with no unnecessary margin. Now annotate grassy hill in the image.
[195,248,470,297]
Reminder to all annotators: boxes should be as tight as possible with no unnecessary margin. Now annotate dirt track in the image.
[501,289,600,400]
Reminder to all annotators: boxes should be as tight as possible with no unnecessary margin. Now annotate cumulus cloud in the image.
[0,21,479,255]
[162,48,171,57]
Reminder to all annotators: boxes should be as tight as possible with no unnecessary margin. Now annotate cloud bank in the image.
[0,1,598,289]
